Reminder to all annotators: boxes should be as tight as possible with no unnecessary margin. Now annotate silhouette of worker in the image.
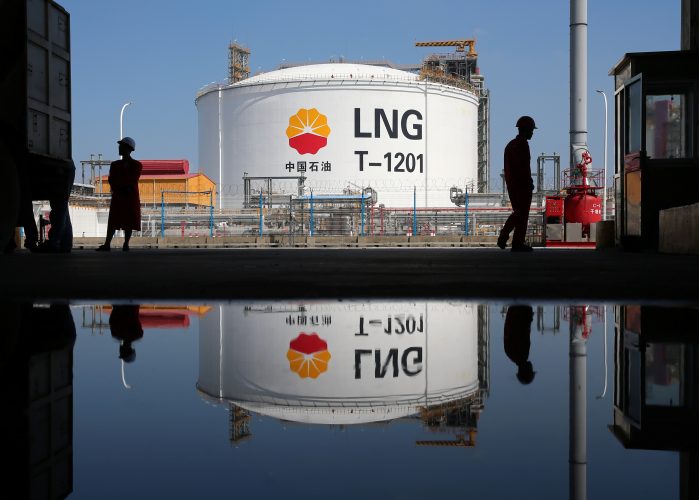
[37,159,75,253]
[498,116,536,252]
[97,137,142,252]
[109,305,143,362]
[504,305,535,384]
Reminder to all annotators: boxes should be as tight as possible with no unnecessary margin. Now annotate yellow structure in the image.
[96,173,216,207]
[415,39,477,56]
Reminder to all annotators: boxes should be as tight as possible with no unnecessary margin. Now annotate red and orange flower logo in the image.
[286,333,331,379]
[286,108,331,155]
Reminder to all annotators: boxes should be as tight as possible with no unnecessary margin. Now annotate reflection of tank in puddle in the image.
[197,302,489,445]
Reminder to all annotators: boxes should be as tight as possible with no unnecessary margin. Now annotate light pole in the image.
[120,101,132,141]
[595,90,608,220]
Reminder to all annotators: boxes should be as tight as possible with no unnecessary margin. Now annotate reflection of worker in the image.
[97,137,142,252]
[498,116,536,252]
[109,305,143,362]
[504,305,535,384]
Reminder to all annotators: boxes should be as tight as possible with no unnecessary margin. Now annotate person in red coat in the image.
[498,116,537,252]
[97,137,142,251]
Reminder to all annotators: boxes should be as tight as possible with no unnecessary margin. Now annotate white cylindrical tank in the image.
[196,64,479,208]
[197,301,480,425]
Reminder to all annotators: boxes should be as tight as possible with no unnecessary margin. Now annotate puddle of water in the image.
[4,301,696,499]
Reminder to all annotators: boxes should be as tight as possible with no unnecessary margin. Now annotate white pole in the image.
[595,90,608,220]
[120,102,132,141]
[570,0,588,173]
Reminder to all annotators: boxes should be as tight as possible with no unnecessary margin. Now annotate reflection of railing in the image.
[229,404,251,444]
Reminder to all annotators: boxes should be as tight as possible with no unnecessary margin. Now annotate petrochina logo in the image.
[287,333,331,379]
[286,108,331,155]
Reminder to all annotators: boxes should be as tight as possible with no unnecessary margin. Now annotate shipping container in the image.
[0,0,73,248]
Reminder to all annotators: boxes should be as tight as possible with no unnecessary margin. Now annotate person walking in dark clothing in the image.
[97,137,142,252]
[498,116,537,252]
[504,305,535,384]
[36,160,75,253]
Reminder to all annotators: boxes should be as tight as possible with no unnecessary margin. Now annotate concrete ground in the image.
[2,247,697,304]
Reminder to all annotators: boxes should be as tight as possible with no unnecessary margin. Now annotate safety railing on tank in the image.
[196,71,479,98]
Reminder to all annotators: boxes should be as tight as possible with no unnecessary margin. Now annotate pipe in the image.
[119,102,131,141]
[119,102,132,161]
[570,0,588,169]
[413,186,417,236]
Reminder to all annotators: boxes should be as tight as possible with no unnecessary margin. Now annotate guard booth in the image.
[610,51,699,250]
[611,306,699,498]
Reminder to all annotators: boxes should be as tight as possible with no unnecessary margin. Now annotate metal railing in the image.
[142,198,544,245]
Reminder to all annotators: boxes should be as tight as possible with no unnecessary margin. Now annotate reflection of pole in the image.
[597,305,608,399]
[570,309,587,500]
[120,358,132,390]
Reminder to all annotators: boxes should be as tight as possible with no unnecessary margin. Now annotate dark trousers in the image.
[500,190,532,247]
[46,162,75,251]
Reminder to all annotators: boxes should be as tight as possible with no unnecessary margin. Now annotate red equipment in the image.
[563,150,603,238]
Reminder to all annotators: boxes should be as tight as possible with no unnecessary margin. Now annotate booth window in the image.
[644,343,683,407]
[626,81,642,154]
[646,94,688,159]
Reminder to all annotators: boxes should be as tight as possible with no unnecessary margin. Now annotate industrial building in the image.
[94,160,215,208]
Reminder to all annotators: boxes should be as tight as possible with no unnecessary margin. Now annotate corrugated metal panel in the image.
[96,172,215,207]
[140,159,190,176]
[26,0,72,159]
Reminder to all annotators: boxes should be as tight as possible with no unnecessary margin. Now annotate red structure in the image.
[139,160,190,176]
[544,151,603,247]
[544,195,564,245]
[563,151,602,238]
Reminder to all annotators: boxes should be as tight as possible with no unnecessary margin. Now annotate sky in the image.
[62,0,681,189]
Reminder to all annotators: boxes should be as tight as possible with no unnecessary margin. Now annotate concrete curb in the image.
[70,234,509,249]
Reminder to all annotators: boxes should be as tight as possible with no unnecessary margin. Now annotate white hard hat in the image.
[118,136,136,151]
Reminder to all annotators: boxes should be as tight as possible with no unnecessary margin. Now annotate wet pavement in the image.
[3,246,698,498]
[4,300,698,499]
[1,247,698,302]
